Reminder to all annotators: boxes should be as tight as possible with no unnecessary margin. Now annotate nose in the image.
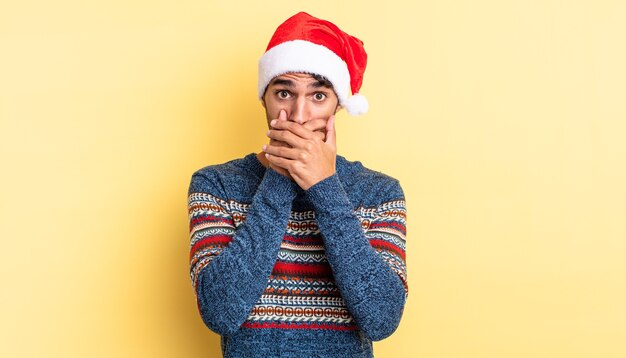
[289,96,307,124]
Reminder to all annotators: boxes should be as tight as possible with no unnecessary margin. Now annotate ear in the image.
[334,104,343,114]
[261,98,266,109]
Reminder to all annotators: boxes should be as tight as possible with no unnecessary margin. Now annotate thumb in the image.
[278,109,287,121]
[325,115,337,150]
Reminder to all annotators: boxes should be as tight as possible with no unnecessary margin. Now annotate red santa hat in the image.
[258,12,369,116]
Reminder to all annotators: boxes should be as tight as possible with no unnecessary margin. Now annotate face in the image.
[261,72,340,128]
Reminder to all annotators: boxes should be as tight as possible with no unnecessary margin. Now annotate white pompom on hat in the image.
[258,12,369,116]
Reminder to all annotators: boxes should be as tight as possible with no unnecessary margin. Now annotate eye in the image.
[313,92,326,101]
[277,90,290,99]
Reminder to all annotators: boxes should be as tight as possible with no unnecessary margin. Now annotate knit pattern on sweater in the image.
[188,153,407,357]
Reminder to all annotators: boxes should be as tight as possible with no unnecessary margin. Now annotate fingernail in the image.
[262,144,267,151]
[266,130,270,136]
[270,119,276,126]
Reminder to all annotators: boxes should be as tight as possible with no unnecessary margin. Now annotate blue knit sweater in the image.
[188,153,408,357]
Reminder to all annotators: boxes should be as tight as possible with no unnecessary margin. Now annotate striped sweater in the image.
[188,153,408,357]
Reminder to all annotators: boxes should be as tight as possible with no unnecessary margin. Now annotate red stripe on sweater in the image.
[369,221,406,234]
[369,239,406,260]
[272,261,332,277]
[190,235,232,258]
[241,321,357,331]
[282,235,323,244]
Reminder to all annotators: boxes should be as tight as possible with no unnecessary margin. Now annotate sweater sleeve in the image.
[188,168,298,336]
[305,174,408,341]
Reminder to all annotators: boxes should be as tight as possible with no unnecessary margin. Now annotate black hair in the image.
[310,73,334,89]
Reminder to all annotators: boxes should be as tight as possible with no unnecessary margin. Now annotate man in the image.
[188,12,407,357]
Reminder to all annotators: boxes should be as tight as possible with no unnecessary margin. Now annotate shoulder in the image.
[188,154,264,200]
[336,155,405,207]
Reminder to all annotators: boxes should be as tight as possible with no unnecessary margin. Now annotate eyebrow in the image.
[310,80,331,89]
[269,78,332,89]
[270,78,295,87]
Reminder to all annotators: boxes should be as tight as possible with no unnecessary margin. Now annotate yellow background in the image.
[2,1,625,357]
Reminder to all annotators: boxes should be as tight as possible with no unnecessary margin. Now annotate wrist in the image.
[302,171,335,191]
[304,173,348,207]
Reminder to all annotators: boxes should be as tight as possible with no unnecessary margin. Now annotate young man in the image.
[188,12,408,357]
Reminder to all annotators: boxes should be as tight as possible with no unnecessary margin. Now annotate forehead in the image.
[269,72,318,85]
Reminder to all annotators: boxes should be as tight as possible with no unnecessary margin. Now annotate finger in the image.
[270,163,291,179]
[262,143,299,159]
[265,152,293,170]
[302,118,327,132]
[306,118,328,141]
[325,115,337,150]
[278,109,287,122]
[269,120,317,140]
[303,120,327,141]
[267,128,308,148]
[312,131,325,142]
[270,139,291,148]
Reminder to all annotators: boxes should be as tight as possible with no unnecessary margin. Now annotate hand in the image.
[263,112,337,190]
[265,110,328,180]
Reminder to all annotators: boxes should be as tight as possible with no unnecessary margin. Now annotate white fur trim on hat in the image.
[345,93,369,116]
[258,40,352,108]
